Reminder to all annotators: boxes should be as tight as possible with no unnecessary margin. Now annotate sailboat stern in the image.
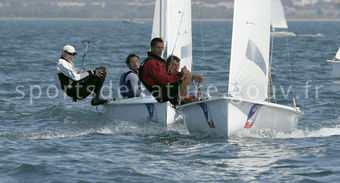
[103,96,180,125]
[176,98,230,137]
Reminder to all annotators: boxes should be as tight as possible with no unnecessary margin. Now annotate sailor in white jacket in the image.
[55,45,108,105]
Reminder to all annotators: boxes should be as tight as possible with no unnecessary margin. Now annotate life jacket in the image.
[139,52,180,85]
[139,52,182,103]
[119,70,141,98]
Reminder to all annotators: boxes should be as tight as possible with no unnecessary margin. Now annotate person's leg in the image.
[150,85,163,102]
[90,67,108,105]
[66,77,93,101]
[92,69,106,99]
[66,69,107,105]
[163,81,181,105]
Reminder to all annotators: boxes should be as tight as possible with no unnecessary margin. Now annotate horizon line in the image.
[1,17,340,22]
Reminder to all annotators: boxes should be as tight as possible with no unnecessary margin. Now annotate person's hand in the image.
[94,67,106,78]
[99,66,108,73]
[181,66,189,75]
[181,66,195,81]
[193,75,204,83]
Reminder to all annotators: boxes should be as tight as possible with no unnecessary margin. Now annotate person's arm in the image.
[74,66,85,73]
[57,60,91,81]
[125,73,141,96]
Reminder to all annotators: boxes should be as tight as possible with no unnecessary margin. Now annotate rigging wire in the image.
[170,1,187,56]
[167,1,203,100]
[80,28,96,69]
[286,37,297,107]
[198,3,208,86]
[81,40,90,69]
[166,1,207,100]
[166,1,189,95]
[269,27,277,103]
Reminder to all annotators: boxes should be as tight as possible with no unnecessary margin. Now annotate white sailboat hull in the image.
[327,60,340,78]
[177,97,304,137]
[103,96,181,125]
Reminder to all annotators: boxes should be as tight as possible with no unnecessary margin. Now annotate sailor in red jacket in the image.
[139,37,203,105]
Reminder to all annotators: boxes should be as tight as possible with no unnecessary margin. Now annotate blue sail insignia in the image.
[244,104,262,128]
[246,39,267,75]
[145,103,157,122]
[198,103,215,128]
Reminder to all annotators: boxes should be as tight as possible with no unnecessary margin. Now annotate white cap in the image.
[63,45,77,55]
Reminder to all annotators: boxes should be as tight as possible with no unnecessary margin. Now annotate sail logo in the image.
[244,104,262,128]
[198,103,215,128]
[145,103,157,122]
[246,21,255,25]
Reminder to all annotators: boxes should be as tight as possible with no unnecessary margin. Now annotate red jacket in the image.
[140,52,180,86]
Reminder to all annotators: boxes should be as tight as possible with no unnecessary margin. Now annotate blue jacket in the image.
[119,70,142,98]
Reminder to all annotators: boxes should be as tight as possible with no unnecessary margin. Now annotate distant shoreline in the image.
[0,17,340,22]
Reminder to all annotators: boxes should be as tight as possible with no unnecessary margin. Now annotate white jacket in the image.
[55,58,92,90]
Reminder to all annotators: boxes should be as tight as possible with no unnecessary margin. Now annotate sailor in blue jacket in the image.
[119,53,145,98]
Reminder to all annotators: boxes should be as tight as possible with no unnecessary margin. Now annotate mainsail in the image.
[152,0,167,46]
[228,0,271,101]
[151,0,192,71]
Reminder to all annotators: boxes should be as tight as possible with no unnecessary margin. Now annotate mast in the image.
[159,0,162,38]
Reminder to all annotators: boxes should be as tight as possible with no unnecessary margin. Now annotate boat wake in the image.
[0,118,172,140]
[0,129,102,140]
[299,33,324,38]
[2,120,339,140]
[231,125,340,139]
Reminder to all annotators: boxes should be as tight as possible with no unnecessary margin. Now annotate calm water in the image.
[0,20,340,182]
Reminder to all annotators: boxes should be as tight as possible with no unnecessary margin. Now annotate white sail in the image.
[271,0,288,29]
[152,0,167,50]
[151,0,192,71]
[336,48,340,60]
[167,0,192,71]
[228,0,271,101]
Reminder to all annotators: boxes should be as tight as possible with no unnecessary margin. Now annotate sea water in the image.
[0,20,339,182]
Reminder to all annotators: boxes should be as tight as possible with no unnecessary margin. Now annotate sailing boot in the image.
[91,97,109,106]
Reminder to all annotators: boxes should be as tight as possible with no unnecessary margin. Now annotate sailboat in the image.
[122,18,144,24]
[103,0,191,125]
[271,0,296,37]
[327,48,340,78]
[176,0,304,137]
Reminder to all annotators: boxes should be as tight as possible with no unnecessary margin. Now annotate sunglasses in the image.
[65,51,76,56]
